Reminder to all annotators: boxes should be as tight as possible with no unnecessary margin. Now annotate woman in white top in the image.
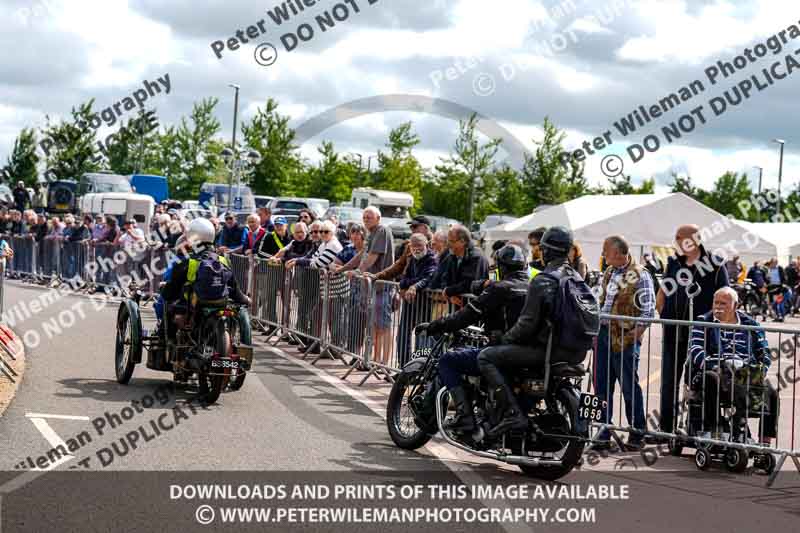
[287,220,342,270]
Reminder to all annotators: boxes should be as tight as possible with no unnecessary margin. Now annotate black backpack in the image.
[542,266,600,351]
[193,253,232,302]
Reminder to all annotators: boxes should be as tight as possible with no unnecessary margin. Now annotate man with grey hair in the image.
[439,224,489,305]
[687,286,778,443]
[593,234,655,450]
[336,205,395,368]
[396,232,438,364]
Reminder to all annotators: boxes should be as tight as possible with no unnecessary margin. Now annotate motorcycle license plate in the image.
[578,393,607,422]
[210,359,239,370]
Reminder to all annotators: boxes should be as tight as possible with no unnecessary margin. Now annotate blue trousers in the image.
[439,347,482,389]
[595,325,646,439]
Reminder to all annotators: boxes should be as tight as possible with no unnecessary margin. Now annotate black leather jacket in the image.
[502,259,570,347]
[429,269,529,338]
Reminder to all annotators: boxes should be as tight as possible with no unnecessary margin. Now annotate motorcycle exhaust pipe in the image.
[434,389,563,468]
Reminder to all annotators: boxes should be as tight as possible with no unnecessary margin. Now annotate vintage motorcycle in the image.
[386,326,589,481]
[114,289,253,404]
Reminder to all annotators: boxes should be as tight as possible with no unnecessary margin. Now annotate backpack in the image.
[190,253,232,303]
[543,266,600,352]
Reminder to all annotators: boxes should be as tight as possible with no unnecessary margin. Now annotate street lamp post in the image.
[221,147,262,215]
[754,166,763,195]
[226,84,241,212]
[773,139,785,220]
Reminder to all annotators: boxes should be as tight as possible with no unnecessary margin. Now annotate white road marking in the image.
[25,413,90,421]
[257,342,531,533]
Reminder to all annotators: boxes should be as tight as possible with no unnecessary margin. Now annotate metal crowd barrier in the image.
[592,312,800,486]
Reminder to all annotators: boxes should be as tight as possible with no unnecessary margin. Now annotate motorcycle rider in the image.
[477,226,586,437]
[420,245,530,432]
[160,218,250,336]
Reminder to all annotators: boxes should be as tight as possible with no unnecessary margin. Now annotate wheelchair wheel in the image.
[695,449,711,470]
[724,449,749,473]
[754,452,776,475]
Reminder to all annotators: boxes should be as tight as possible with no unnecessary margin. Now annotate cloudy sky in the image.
[1,0,798,194]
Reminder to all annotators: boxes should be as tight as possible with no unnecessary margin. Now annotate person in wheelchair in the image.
[160,218,250,338]
[420,244,530,433]
[688,287,778,444]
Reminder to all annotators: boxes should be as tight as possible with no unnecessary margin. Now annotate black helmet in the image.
[540,226,573,255]
[496,244,526,272]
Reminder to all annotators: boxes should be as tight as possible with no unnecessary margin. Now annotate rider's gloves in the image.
[424,320,445,337]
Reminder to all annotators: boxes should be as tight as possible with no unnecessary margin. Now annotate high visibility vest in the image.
[529,266,540,280]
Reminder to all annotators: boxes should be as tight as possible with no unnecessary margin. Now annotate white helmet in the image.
[186,217,215,245]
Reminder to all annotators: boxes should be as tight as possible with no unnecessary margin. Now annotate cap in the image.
[167,208,178,215]
[408,215,432,227]
[274,216,288,225]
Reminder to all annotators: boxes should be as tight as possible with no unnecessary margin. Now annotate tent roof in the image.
[491,194,672,234]
[736,222,800,250]
[483,192,780,265]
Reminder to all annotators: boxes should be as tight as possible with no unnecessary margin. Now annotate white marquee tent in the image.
[484,193,779,268]
[737,222,800,263]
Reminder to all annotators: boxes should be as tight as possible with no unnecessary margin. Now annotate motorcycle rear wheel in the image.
[518,387,586,481]
[387,370,433,450]
[198,319,230,405]
[228,308,252,391]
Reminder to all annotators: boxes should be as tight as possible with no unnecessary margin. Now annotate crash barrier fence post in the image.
[0,259,14,384]
[592,312,800,486]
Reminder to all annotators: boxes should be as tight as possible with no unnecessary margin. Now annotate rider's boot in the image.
[444,386,476,433]
[487,384,528,437]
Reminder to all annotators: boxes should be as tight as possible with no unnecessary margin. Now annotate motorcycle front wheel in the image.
[386,370,433,450]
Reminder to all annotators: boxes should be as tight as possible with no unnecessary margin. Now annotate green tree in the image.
[173,98,225,199]
[372,122,425,212]
[241,98,305,196]
[704,171,755,220]
[428,115,501,225]
[303,141,360,204]
[492,164,527,216]
[520,117,586,213]
[4,128,39,186]
[106,108,161,175]
[604,174,655,194]
[40,100,101,181]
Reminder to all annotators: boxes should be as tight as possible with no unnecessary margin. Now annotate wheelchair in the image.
[668,359,777,474]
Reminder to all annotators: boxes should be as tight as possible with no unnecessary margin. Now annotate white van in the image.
[79,192,155,235]
[350,188,414,239]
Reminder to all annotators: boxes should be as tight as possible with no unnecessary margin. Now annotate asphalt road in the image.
[0,281,799,533]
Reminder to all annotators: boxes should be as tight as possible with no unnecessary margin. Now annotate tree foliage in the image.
[5,128,39,186]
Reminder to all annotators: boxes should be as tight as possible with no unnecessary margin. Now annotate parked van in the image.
[79,192,155,234]
[198,182,255,214]
[350,188,414,239]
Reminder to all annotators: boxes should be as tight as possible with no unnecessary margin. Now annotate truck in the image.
[129,174,169,204]
[198,183,255,221]
[79,192,155,235]
[350,188,414,240]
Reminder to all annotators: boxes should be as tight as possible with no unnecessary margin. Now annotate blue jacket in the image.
[399,250,438,290]
[689,310,771,369]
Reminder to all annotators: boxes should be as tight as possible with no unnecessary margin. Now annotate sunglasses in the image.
[311,230,321,234]
[321,230,332,234]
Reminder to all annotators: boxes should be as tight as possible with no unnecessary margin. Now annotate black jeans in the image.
[477,344,549,393]
[660,324,690,433]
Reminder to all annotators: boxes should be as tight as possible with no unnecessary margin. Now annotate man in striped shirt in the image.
[688,287,778,442]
